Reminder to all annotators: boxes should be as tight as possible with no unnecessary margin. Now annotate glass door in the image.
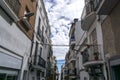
[0,74,6,80]
[0,69,18,80]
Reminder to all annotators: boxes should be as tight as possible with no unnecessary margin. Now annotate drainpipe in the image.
[28,30,35,80]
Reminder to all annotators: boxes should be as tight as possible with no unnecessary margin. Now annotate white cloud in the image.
[53,47,68,60]
[44,0,84,60]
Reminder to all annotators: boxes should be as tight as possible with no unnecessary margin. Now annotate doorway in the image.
[112,65,120,80]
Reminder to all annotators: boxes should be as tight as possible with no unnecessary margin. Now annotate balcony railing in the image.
[81,1,96,31]
[94,0,119,15]
[82,45,104,66]
[81,1,94,21]
[32,55,46,68]
[93,0,102,11]
[5,0,20,16]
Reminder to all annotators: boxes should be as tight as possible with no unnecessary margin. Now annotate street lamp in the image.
[24,12,34,18]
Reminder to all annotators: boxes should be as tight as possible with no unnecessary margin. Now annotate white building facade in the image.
[28,0,51,80]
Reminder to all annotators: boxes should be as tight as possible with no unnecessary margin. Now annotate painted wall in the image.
[75,21,84,48]
[0,8,31,57]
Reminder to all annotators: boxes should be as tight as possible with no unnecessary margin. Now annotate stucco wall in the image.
[101,2,120,57]
[0,8,31,57]
[110,2,120,55]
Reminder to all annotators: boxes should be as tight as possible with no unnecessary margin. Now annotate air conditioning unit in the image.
[22,17,32,30]
[0,0,19,22]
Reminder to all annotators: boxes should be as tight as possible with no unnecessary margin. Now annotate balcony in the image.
[69,68,77,78]
[69,34,76,49]
[82,45,104,67]
[32,55,46,70]
[0,0,20,21]
[95,0,120,15]
[81,1,96,31]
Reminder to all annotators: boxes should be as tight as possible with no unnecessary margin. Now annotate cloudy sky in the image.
[44,0,84,72]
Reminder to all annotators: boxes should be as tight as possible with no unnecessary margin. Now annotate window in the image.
[42,26,44,36]
[39,47,42,56]
[34,42,38,64]
[37,18,42,38]
[42,26,44,43]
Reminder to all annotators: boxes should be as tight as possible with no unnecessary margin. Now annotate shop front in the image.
[0,51,22,80]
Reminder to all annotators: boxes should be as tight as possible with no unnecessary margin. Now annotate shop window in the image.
[0,74,6,80]
[0,73,18,80]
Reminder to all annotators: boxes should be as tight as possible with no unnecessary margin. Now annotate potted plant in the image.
[93,52,99,60]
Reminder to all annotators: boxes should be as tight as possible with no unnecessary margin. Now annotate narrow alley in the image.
[0,0,120,80]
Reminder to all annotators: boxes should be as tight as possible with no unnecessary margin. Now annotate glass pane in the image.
[0,74,6,80]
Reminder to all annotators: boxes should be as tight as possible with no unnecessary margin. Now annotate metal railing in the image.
[93,0,102,11]
[81,1,94,20]
[32,55,46,68]
[5,0,20,16]
[82,45,103,63]
[81,0,102,20]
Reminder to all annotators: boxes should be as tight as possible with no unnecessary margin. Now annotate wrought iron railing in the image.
[33,55,46,68]
[93,0,102,11]
[81,1,94,20]
[82,45,103,63]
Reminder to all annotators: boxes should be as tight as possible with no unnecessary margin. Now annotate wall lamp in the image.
[24,12,34,18]
[19,12,34,30]
[19,12,34,20]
